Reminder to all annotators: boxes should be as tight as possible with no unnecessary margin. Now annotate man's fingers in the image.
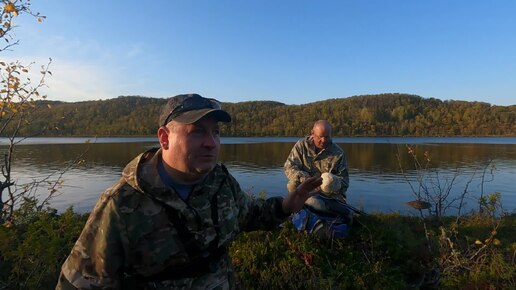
[299,177,322,197]
[307,177,323,188]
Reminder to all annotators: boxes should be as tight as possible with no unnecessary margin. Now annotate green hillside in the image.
[5,94,515,137]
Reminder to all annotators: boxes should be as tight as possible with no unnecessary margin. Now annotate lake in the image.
[1,136,515,215]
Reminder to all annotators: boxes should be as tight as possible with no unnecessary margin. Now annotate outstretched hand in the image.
[282,177,323,214]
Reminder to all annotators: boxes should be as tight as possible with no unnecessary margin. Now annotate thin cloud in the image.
[3,56,119,102]
[44,60,118,102]
[125,44,143,59]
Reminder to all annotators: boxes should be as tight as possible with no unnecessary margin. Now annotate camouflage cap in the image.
[159,94,231,126]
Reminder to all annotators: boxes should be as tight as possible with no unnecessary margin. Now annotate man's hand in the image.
[282,177,323,214]
[298,171,310,183]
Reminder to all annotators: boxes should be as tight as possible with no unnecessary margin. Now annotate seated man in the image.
[284,120,349,200]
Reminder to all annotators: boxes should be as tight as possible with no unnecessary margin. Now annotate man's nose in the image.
[203,132,218,148]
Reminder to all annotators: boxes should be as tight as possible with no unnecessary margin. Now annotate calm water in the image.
[1,137,515,215]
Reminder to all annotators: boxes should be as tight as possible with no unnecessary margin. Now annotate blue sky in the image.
[5,0,516,106]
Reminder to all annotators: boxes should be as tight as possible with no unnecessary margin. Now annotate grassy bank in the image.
[231,212,515,289]
[0,200,514,289]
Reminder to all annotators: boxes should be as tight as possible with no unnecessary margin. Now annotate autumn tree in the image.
[0,0,53,223]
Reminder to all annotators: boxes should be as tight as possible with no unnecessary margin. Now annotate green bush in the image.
[0,199,87,290]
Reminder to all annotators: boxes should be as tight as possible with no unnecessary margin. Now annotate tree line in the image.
[3,93,515,137]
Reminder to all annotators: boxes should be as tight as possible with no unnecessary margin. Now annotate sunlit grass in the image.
[230,212,516,289]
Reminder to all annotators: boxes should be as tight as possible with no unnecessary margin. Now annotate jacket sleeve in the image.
[56,194,125,290]
[226,174,288,232]
[284,140,310,183]
[332,154,349,195]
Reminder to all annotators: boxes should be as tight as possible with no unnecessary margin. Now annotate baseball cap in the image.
[159,94,231,126]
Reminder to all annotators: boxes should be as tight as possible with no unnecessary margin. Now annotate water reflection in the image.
[1,138,515,214]
[219,142,516,172]
[12,142,158,169]
[220,143,294,168]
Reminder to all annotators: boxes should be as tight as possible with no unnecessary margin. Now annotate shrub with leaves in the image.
[0,198,87,290]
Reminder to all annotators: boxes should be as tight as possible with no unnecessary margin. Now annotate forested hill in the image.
[9,94,516,137]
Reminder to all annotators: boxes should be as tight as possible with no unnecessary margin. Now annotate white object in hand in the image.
[320,172,341,194]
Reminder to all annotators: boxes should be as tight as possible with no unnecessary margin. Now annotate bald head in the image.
[311,120,332,150]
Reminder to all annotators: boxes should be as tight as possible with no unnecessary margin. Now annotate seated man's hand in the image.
[282,177,322,214]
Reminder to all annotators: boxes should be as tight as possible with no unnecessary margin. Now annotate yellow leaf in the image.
[493,239,501,246]
[474,240,483,245]
[4,3,16,13]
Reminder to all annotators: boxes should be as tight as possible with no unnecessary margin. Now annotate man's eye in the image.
[192,128,205,134]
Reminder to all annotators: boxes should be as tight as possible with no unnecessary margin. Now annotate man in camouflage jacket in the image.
[284,120,349,198]
[56,94,322,290]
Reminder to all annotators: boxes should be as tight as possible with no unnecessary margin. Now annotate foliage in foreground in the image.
[0,199,514,289]
[0,200,87,290]
[230,212,515,289]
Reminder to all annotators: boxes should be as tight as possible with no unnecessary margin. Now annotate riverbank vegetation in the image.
[2,94,515,137]
[0,194,514,289]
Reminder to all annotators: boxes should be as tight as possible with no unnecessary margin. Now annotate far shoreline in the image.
[1,136,515,146]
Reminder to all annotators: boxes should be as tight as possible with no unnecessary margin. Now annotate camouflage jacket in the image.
[56,148,287,290]
[284,136,349,195]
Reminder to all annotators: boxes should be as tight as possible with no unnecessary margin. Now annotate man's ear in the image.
[158,127,169,149]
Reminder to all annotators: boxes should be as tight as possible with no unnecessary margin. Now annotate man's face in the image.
[161,117,221,180]
[311,126,331,150]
